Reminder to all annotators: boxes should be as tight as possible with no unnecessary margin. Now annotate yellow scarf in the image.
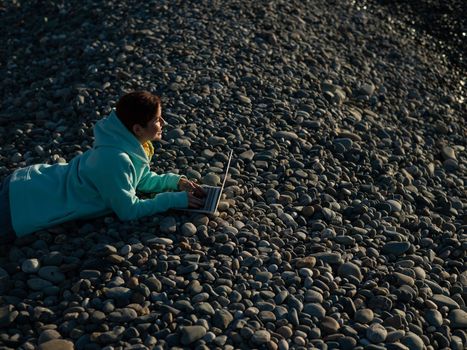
[142,141,154,159]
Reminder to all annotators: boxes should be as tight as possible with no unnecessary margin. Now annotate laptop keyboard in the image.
[203,187,221,211]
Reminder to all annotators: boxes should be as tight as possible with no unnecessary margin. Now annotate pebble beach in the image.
[0,1,466,350]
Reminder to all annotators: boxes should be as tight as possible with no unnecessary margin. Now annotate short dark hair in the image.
[116,91,161,133]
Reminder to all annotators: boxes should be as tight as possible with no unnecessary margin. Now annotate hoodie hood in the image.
[93,111,149,164]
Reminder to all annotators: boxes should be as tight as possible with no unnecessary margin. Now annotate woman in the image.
[0,91,205,241]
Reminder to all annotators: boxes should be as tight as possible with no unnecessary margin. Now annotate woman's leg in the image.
[0,174,16,244]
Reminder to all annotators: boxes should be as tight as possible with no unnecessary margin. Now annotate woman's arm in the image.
[137,167,183,193]
[90,151,188,220]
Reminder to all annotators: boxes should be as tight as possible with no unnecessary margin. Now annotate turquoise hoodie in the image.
[9,111,188,236]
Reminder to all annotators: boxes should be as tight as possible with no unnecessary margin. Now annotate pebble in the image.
[425,309,443,327]
[27,278,53,291]
[181,222,197,236]
[160,216,177,234]
[22,258,41,273]
[366,323,388,343]
[180,326,206,345]
[38,330,62,344]
[0,305,18,327]
[338,262,363,282]
[441,146,456,160]
[251,330,271,344]
[381,241,411,256]
[449,309,467,329]
[38,266,65,283]
[38,339,74,350]
[321,316,340,334]
[311,252,342,264]
[304,303,326,319]
[213,309,234,329]
[355,308,374,324]
[202,173,221,186]
[400,332,425,350]
[431,294,460,309]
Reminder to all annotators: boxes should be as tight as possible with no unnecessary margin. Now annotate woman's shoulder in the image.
[85,147,133,169]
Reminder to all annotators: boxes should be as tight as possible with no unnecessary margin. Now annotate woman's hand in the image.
[178,178,206,198]
[187,192,205,208]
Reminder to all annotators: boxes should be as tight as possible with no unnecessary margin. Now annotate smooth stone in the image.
[296,256,317,268]
[38,330,62,344]
[180,326,206,345]
[109,308,137,322]
[259,311,276,322]
[382,241,411,256]
[385,200,402,212]
[355,308,374,324]
[425,309,443,327]
[303,303,326,319]
[207,136,227,146]
[80,270,101,279]
[255,271,273,283]
[213,309,234,329]
[195,303,215,315]
[441,146,456,160]
[145,277,162,292]
[431,294,460,309]
[443,158,459,171]
[273,131,299,140]
[202,173,221,186]
[38,266,65,283]
[392,272,415,286]
[237,95,251,104]
[360,82,375,95]
[386,330,406,342]
[38,339,74,350]
[321,316,340,334]
[287,295,303,312]
[160,216,177,234]
[311,252,342,264]
[278,339,289,350]
[400,332,424,350]
[305,290,323,303]
[449,309,467,328]
[338,262,363,282]
[22,259,40,273]
[334,235,356,245]
[27,278,53,291]
[366,323,387,343]
[251,330,271,344]
[239,150,255,161]
[397,285,417,302]
[181,222,197,236]
[90,244,117,256]
[333,138,353,151]
[277,326,293,338]
[0,305,18,327]
[147,237,173,245]
[338,131,362,141]
[103,287,131,299]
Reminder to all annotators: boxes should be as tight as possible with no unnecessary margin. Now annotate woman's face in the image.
[137,108,166,143]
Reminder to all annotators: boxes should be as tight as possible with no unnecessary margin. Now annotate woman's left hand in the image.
[178,178,206,198]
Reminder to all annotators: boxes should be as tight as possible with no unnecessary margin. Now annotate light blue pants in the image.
[0,174,16,243]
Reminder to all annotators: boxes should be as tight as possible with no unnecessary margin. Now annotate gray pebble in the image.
[366,323,387,343]
[22,258,41,273]
[180,325,206,345]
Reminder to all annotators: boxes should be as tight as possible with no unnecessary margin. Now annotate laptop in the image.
[181,150,233,215]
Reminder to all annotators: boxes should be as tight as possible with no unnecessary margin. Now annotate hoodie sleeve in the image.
[90,150,188,220]
[137,167,183,193]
